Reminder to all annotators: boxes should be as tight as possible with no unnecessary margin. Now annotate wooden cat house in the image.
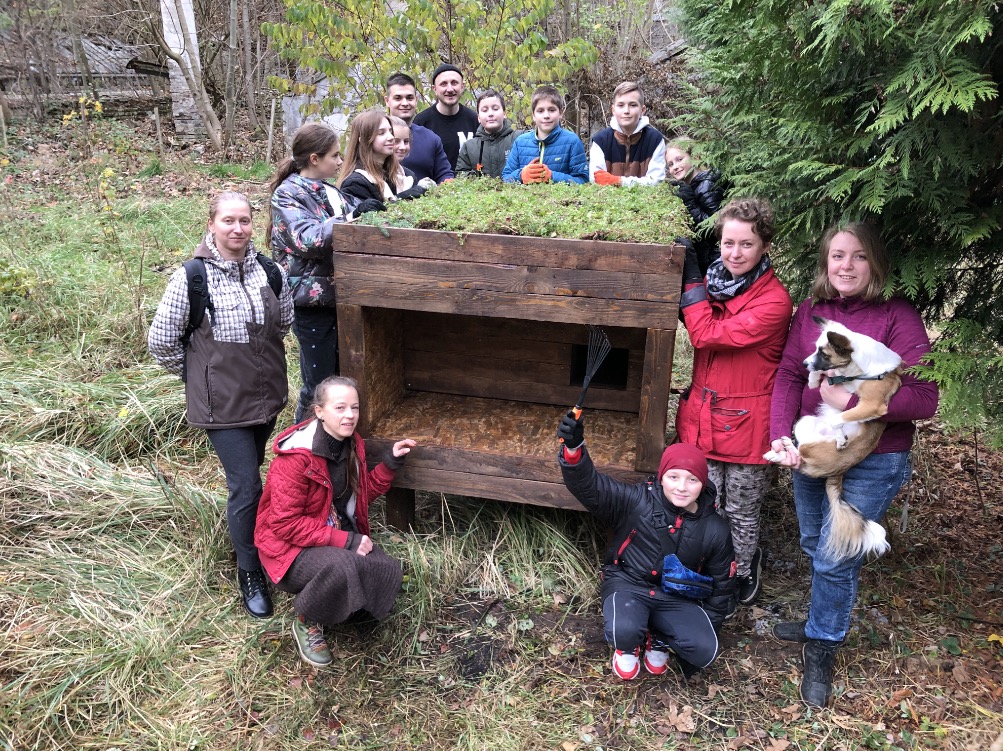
[332,223,683,528]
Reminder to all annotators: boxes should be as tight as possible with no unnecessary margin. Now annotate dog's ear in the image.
[812,315,829,327]
[826,331,853,355]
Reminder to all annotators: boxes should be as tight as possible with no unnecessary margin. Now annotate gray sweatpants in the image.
[707,460,774,578]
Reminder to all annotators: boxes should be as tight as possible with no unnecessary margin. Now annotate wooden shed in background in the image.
[332,224,684,527]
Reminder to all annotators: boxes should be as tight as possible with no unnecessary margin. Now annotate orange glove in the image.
[538,163,552,183]
[594,169,621,186]
[520,159,547,184]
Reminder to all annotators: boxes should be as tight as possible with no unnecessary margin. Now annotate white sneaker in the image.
[644,648,671,675]
[612,648,640,680]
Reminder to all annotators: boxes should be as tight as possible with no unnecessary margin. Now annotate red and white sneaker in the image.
[643,633,671,675]
[612,648,641,680]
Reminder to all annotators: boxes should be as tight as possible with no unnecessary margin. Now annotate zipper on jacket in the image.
[205,365,213,422]
[613,529,636,565]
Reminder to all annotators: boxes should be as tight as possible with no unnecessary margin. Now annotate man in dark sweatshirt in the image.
[413,64,479,171]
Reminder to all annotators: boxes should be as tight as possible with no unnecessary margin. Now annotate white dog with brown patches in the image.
[765,316,903,561]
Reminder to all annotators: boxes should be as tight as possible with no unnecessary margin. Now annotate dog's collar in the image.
[827,373,887,386]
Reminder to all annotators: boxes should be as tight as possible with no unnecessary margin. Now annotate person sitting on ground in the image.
[412,63,479,171]
[254,376,416,668]
[389,115,436,199]
[666,137,725,274]
[557,411,736,681]
[589,81,666,187]
[502,85,588,185]
[456,89,522,178]
[384,72,453,184]
[149,191,294,621]
[338,108,405,211]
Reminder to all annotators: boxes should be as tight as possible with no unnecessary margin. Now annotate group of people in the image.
[147,69,937,709]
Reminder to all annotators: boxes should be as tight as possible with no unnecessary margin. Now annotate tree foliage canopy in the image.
[263,0,598,124]
[674,0,1003,441]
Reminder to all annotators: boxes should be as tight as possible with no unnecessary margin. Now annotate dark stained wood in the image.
[336,254,678,303]
[333,224,683,276]
[636,328,676,473]
[335,281,679,329]
[389,465,588,511]
[336,304,370,431]
[406,311,649,351]
[383,486,416,531]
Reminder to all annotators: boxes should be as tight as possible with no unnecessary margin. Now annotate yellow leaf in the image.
[117,407,129,419]
[988,633,1002,643]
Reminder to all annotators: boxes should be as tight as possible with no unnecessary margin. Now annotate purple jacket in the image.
[770,295,938,454]
[401,124,453,183]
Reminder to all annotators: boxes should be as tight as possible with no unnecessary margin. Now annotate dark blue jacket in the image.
[402,124,453,184]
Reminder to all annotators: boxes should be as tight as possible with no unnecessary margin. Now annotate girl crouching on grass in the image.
[557,411,736,680]
[254,376,416,668]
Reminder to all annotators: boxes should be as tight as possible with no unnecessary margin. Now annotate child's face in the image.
[612,91,645,133]
[477,97,505,132]
[371,118,396,159]
[314,385,360,439]
[660,468,702,513]
[532,100,562,136]
[666,147,692,181]
[393,125,412,160]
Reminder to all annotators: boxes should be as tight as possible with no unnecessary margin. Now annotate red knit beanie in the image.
[657,443,708,487]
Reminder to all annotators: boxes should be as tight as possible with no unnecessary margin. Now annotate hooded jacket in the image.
[675,269,793,464]
[254,419,401,583]
[456,120,523,178]
[148,237,293,429]
[559,446,736,630]
[501,125,589,184]
[270,172,356,309]
[589,115,666,186]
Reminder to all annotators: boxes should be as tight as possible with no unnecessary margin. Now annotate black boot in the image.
[676,654,702,679]
[800,639,838,707]
[238,567,273,619]
[772,620,808,643]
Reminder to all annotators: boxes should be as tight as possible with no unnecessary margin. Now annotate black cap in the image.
[431,63,463,84]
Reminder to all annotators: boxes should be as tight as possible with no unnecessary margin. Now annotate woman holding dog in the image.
[768,223,938,707]
[676,197,793,611]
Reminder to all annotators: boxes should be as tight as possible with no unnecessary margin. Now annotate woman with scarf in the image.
[675,197,793,611]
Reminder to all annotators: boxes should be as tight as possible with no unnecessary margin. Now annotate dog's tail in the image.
[821,476,890,561]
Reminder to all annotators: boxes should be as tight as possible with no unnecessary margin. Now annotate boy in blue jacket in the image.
[502,86,588,184]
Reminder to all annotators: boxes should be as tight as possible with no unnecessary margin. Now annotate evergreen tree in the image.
[674,0,1003,441]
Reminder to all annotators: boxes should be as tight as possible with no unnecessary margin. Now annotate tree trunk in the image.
[240,0,259,130]
[62,0,98,100]
[224,0,238,147]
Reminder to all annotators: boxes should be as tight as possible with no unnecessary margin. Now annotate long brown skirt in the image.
[277,544,402,625]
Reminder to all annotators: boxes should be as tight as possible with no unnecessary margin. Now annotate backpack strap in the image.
[256,252,283,299]
[181,258,213,350]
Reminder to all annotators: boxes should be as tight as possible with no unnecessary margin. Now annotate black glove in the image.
[355,198,386,214]
[678,237,703,284]
[673,180,696,207]
[557,410,585,450]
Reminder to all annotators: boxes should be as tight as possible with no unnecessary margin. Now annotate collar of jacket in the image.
[476,120,514,140]
[609,114,651,138]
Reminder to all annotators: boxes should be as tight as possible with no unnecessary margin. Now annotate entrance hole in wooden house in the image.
[570,343,630,390]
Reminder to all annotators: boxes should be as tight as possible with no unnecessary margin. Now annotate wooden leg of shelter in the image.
[385,486,416,531]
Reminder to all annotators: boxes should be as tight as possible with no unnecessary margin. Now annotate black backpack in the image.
[179,253,283,380]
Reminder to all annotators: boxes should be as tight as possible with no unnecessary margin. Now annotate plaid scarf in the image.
[704,254,772,301]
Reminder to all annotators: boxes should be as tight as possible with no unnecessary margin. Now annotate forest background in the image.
[1,0,1003,749]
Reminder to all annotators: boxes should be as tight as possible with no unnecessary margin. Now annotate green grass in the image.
[1,126,1001,751]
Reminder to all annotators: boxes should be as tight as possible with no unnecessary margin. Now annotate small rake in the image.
[569,324,612,421]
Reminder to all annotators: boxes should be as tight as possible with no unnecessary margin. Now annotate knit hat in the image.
[431,63,463,84]
[657,443,708,487]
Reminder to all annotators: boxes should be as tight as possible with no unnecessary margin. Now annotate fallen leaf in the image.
[302,728,316,741]
[885,688,913,707]
[418,630,431,642]
[767,739,791,751]
[560,741,578,751]
[727,736,752,750]
[553,592,569,606]
[953,663,971,684]
[289,677,303,688]
[705,683,724,699]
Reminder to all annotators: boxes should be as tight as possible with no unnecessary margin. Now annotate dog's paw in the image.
[807,371,823,389]
[763,450,783,463]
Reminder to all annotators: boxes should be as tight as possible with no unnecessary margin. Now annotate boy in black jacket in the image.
[557,411,736,680]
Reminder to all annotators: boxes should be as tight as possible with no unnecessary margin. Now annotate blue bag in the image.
[661,553,714,600]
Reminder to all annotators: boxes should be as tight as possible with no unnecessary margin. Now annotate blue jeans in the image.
[793,451,911,642]
[292,306,339,423]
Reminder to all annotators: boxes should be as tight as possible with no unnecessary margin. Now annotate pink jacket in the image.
[254,419,396,583]
[675,270,793,464]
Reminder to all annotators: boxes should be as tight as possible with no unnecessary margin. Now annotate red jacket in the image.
[675,269,793,464]
[254,419,396,583]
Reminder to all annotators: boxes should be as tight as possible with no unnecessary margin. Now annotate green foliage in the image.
[674,0,1003,441]
[361,178,691,244]
[203,160,272,180]
[264,0,599,124]
[0,258,31,298]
